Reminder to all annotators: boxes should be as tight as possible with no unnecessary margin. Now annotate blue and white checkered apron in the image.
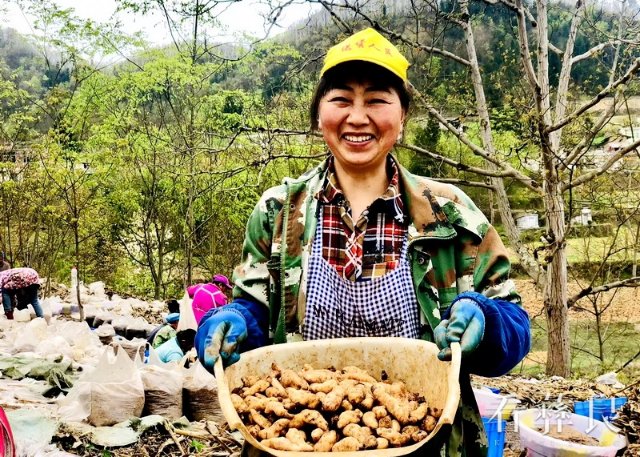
[303,210,420,340]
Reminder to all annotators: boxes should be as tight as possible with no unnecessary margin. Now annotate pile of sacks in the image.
[58,345,222,426]
[0,318,223,451]
[42,281,167,325]
[1,281,222,425]
[0,318,104,366]
[35,281,172,353]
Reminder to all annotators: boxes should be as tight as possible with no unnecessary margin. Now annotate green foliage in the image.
[0,0,638,304]
[406,117,445,177]
[189,439,205,453]
[217,41,305,102]
[414,118,441,151]
[524,320,640,381]
[490,105,525,134]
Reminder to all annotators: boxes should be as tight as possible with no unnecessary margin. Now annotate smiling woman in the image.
[195,27,531,457]
[312,61,408,220]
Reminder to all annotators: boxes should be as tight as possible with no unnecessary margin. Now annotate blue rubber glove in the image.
[434,298,485,361]
[196,308,247,370]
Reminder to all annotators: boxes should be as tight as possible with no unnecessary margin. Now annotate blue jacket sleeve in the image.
[197,298,269,352]
[444,291,531,377]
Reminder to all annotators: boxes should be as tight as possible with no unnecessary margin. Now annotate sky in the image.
[2,0,316,45]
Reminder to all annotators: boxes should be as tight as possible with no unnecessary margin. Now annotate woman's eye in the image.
[329,96,350,103]
[369,98,389,104]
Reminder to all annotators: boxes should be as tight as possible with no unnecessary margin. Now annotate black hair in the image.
[176,329,196,353]
[166,299,180,314]
[310,60,412,131]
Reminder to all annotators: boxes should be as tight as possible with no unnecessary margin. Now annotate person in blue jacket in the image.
[195,28,530,456]
[156,329,195,363]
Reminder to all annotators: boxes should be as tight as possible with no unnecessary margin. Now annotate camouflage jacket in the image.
[232,155,527,456]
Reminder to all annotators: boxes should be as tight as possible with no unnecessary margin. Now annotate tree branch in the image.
[615,349,640,375]
[545,57,640,134]
[317,0,353,33]
[410,88,542,192]
[568,277,640,308]
[548,42,563,55]
[315,1,472,66]
[398,143,528,179]
[485,0,539,29]
[551,0,585,152]
[571,40,623,65]
[238,126,317,136]
[561,2,630,170]
[432,178,496,189]
[561,94,618,170]
[515,0,540,91]
[563,136,640,191]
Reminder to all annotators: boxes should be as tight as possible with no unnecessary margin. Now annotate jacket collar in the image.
[396,160,457,241]
[282,154,482,241]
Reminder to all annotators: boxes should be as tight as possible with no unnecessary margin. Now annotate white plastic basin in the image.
[473,387,521,419]
[516,408,627,457]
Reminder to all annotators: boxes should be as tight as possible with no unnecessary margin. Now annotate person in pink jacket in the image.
[1,267,44,319]
[188,275,232,325]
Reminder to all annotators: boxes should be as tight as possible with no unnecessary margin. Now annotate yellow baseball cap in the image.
[320,28,410,82]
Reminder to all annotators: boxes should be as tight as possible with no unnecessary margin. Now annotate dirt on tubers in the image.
[231,363,441,452]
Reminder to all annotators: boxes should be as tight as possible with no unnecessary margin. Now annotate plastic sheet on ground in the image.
[41,296,65,317]
[25,444,77,457]
[89,414,165,447]
[0,354,75,388]
[60,414,165,448]
[0,319,103,367]
[0,378,58,411]
[6,408,59,457]
[87,282,106,297]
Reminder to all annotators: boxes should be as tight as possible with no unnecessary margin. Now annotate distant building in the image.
[570,207,593,226]
[617,126,640,139]
[581,125,640,172]
[515,213,539,230]
[601,126,640,166]
[0,143,32,182]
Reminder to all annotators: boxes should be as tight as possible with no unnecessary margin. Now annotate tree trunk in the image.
[186,202,193,287]
[459,0,545,288]
[4,206,12,263]
[596,311,604,362]
[544,180,570,376]
[633,221,639,277]
[155,226,164,300]
[74,221,84,322]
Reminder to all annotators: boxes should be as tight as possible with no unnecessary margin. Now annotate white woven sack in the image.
[58,347,144,426]
[177,290,197,331]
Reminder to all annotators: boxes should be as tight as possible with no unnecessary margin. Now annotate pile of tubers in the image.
[231,363,441,452]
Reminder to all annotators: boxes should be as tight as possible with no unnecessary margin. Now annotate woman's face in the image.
[318,80,405,175]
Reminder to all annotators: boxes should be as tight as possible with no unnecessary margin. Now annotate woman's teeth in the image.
[344,135,373,142]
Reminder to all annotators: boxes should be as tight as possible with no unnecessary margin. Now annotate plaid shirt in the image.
[318,158,407,281]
